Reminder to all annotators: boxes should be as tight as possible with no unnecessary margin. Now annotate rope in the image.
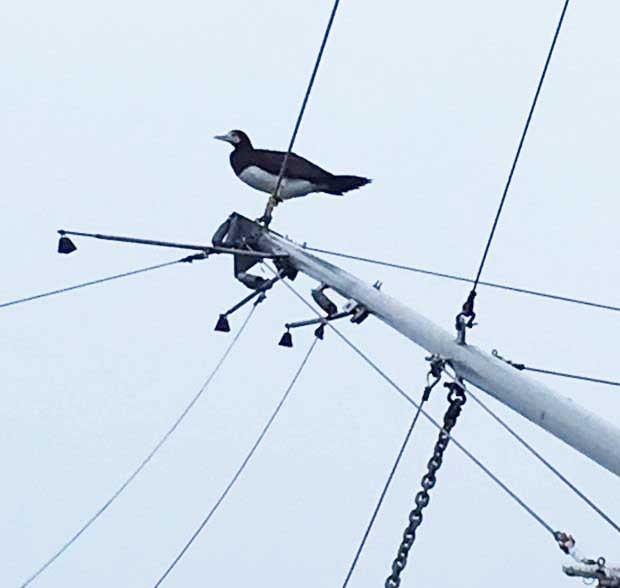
[301,245,620,313]
[18,302,257,588]
[1,255,202,311]
[471,0,571,290]
[268,0,341,210]
[273,271,556,537]
[152,337,319,587]
[453,376,620,534]
[342,390,428,588]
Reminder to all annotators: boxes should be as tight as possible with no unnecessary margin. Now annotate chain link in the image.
[384,382,467,588]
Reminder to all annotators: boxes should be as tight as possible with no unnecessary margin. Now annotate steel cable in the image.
[523,366,620,387]
[443,370,620,534]
[301,245,620,313]
[266,0,341,220]
[152,337,319,587]
[341,390,427,588]
[18,302,257,588]
[1,256,201,311]
[472,0,571,290]
[272,270,557,537]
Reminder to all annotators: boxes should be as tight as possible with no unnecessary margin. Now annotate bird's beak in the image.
[214,133,233,144]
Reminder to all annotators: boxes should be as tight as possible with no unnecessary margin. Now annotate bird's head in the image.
[214,130,252,149]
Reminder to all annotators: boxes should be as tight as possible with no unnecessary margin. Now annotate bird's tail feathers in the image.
[324,175,371,195]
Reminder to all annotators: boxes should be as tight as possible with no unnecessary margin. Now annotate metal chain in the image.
[385,382,467,588]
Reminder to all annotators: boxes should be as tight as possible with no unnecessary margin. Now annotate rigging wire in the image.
[341,389,428,588]
[521,366,620,388]
[269,0,341,209]
[471,0,571,291]
[492,349,620,388]
[1,255,203,311]
[301,245,620,313]
[442,369,620,534]
[270,268,557,538]
[152,337,319,587]
[18,302,258,588]
[300,248,620,386]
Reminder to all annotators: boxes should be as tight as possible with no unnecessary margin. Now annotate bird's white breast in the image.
[238,166,317,199]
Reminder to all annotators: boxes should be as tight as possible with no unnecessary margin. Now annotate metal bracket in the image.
[423,354,446,401]
[214,274,281,332]
[556,532,619,587]
[455,289,477,344]
[564,562,620,587]
[279,300,369,347]
[311,284,338,316]
[492,349,525,370]
[211,213,291,290]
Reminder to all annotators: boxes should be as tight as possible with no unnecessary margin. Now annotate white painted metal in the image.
[564,563,620,585]
[257,228,620,478]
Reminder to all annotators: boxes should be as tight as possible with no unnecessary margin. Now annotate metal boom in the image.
[229,214,620,477]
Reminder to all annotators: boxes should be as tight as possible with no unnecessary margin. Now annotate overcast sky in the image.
[2,1,619,586]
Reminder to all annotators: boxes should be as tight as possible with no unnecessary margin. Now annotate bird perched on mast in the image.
[214,130,371,224]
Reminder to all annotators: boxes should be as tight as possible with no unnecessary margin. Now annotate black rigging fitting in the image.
[57,231,77,254]
[455,289,477,344]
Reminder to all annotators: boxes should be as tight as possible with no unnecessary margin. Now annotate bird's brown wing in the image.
[251,149,334,182]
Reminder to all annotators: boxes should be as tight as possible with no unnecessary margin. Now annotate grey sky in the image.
[2,1,619,586]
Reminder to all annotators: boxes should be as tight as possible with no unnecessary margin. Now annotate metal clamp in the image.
[455,290,477,345]
[492,349,526,370]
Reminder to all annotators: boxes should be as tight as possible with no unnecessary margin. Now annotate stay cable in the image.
[271,269,557,538]
[2,254,204,311]
[152,337,319,587]
[18,301,257,588]
[471,0,571,291]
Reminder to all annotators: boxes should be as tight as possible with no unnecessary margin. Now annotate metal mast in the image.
[225,213,620,478]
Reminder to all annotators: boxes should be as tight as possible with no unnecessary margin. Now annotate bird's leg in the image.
[258,194,280,226]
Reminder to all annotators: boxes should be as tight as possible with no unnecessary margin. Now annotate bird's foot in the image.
[256,213,273,227]
[257,196,278,227]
